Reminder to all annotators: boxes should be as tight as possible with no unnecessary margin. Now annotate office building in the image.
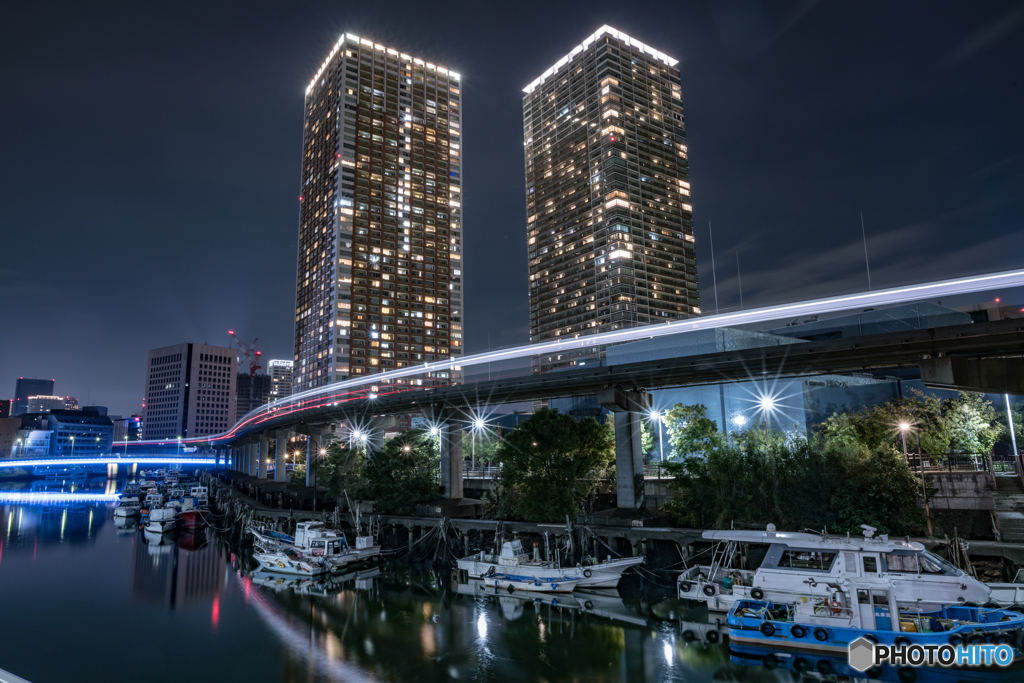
[267,359,294,402]
[0,400,11,419]
[17,408,113,457]
[0,418,19,457]
[13,378,54,416]
[25,395,77,414]
[112,415,143,444]
[293,32,464,392]
[141,343,237,440]
[523,26,699,372]
[236,372,273,421]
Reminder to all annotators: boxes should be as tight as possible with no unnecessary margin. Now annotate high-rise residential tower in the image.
[523,26,699,372]
[141,343,238,440]
[293,33,464,392]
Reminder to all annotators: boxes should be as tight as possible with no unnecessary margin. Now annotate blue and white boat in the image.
[729,642,1024,681]
[727,591,1024,656]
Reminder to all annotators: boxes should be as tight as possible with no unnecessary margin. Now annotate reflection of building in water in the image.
[0,503,109,549]
[130,530,225,608]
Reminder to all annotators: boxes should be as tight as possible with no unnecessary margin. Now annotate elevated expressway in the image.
[138,268,1024,510]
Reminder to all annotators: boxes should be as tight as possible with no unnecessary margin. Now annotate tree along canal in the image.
[0,478,1020,682]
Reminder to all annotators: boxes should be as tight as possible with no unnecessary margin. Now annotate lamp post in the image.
[70,435,75,458]
[124,436,129,458]
[16,438,23,457]
[177,436,182,458]
[901,421,933,537]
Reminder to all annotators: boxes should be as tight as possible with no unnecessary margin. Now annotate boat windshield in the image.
[884,550,961,575]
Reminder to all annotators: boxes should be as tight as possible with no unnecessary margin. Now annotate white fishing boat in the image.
[457,539,642,589]
[114,495,141,518]
[252,547,330,576]
[145,504,177,534]
[460,541,581,593]
[678,524,991,612]
[247,521,380,572]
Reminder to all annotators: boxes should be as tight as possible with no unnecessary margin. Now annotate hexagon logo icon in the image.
[848,636,876,671]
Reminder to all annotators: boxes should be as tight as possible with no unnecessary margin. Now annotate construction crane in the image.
[228,330,262,378]
[229,330,263,417]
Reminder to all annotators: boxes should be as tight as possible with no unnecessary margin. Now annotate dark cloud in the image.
[1,0,1022,415]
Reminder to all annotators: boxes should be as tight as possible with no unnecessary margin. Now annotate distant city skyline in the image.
[2,2,1022,415]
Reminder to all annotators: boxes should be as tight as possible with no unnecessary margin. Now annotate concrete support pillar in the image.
[441,420,464,500]
[597,387,652,511]
[258,436,268,478]
[305,437,313,487]
[214,447,222,468]
[248,443,258,477]
[274,434,289,483]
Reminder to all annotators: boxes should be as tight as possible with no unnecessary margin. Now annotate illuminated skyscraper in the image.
[523,26,699,372]
[294,33,464,391]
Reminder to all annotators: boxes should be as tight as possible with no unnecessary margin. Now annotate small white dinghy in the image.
[458,540,641,590]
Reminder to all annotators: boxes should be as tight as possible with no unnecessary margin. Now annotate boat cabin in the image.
[294,522,349,556]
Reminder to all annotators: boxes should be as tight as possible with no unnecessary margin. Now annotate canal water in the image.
[0,479,1020,683]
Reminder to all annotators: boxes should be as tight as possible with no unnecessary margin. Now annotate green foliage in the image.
[353,429,441,515]
[661,403,925,535]
[641,420,655,457]
[815,389,999,457]
[466,429,502,466]
[316,440,364,498]
[994,399,1024,452]
[664,403,720,458]
[495,408,615,522]
[288,463,306,485]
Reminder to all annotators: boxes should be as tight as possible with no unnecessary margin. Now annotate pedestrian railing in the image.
[904,452,1020,476]
[463,467,500,479]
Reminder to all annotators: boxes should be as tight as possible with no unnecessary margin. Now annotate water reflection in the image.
[14,477,1014,682]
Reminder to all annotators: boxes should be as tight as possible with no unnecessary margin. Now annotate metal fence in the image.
[904,452,1021,476]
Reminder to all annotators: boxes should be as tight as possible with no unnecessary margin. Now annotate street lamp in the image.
[70,435,75,458]
[124,436,129,458]
[16,438,22,457]
[648,409,666,462]
[177,436,182,457]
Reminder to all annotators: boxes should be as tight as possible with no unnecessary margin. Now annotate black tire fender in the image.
[897,667,917,683]
[682,629,695,642]
[790,625,806,639]
[583,569,592,578]
[759,622,775,637]
[584,600,594,610]
[751,587,765,600]
[705,630,719,644]
[702,584,716,597]
[948,634,964,647]
[894,635,912,648]
[813,627,828,642]
[816,659,833,675]
[679,581,691,593]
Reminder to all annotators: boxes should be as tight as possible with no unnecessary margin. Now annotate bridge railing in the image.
[464,467,500,479]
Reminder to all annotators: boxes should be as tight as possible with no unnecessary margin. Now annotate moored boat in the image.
[145,505,177,534]
[727,594,1024,656]
[252,547,330,576]
[458,540,642,590]
[680,524,991,612]
[247,521,380,572]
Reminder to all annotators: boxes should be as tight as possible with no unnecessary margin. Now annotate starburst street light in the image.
[429,426,440,436]
[648,408,668,461]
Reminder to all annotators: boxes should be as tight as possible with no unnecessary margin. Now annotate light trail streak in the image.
[126,268,1024,445]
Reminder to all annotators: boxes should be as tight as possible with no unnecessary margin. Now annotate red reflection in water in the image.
[212,595,220,630]
[244,576,250,604]
[0,538,4,567]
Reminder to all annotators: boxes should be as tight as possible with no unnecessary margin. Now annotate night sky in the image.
[2,1,1022,416]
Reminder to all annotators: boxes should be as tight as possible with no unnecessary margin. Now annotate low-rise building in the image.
[18,408,113,457]
[25,395,76,413]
